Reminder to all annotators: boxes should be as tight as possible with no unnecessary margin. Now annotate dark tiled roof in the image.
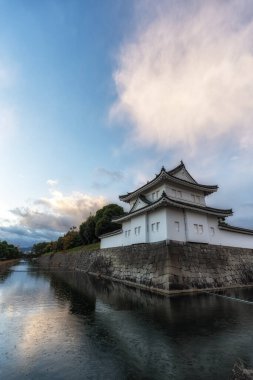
[114,192,232,223]
[167,160,197,183]
[119,162,218,202]
[219,222,253,235]
[129,194,152,213]
[99,229,122,239]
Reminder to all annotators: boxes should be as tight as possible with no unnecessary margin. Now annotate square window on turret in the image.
[199,225,204,234]
[175,221,180,232]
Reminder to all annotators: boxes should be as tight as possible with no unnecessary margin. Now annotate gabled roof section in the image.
[119,162,218,202]
[168,160,197,184]
[114,191,232,223]
[129,194,152,213]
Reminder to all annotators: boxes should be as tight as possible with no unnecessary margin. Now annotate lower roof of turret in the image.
[113,192,232,223]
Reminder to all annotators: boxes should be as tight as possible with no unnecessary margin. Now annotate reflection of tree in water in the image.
[49,273,96,316]
[28,264,96,317]
[43,269,245,337]
[29,264,253,379]
[0,264,13,283]
[0,269,12,283]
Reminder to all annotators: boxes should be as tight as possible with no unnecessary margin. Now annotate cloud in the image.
[92,168,124,189]
[2,190,107,246]
[47,179,58,187]
[111,0,253,154]
[11,190,106,233]
[0,225,60,247]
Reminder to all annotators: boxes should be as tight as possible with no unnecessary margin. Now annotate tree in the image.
[32,242,51,256]
[61,228,82,250]
[30,203,125,254]
[0,240,21,259]
[94,204,124,237]
[79,215,96,244]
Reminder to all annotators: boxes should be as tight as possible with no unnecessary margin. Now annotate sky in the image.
[1,0,253,247]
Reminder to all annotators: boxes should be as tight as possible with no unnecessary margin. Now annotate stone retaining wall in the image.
[38,241,253,291]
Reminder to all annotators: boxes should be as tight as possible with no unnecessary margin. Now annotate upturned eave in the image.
[119,169,218,203]
[114,194,232,223]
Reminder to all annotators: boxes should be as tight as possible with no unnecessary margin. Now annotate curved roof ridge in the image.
[115,192,232,222]
[167,161,197,184]
[129,194,152,213]
[119,164,218,202]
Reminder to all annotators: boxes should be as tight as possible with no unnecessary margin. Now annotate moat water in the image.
[1,260,253,379]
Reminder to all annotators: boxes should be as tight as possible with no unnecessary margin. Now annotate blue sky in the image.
[0,0,253,247]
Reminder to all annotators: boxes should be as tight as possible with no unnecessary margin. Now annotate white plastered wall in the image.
[147,209,167,243]
[166,208,186,242]
[207,215,253,249]
[164,184,205,206]
[145,185,165,203]
[100,231,123,248]
[185,210,209,243]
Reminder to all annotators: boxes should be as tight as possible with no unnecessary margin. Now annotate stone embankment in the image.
[0,259,20,270]
[38,241,253,294]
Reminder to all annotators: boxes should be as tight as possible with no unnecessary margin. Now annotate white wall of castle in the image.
[100,207,253,249]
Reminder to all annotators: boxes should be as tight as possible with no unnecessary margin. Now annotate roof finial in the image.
[161,165,165,172]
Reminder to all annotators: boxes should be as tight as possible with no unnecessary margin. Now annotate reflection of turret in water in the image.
[48,269,249,337]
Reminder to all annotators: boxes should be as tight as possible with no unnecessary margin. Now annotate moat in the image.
[1,260,253,379]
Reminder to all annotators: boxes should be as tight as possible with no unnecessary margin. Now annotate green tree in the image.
[0,240,21,259]
[32,242,51,256]
[95,204,124,237]
[79,216,96,244]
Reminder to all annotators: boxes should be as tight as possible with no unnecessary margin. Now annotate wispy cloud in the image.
[111,0,253,155]
[13,190,106,232]
[46,179,58,187]
[92,168,124,189]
